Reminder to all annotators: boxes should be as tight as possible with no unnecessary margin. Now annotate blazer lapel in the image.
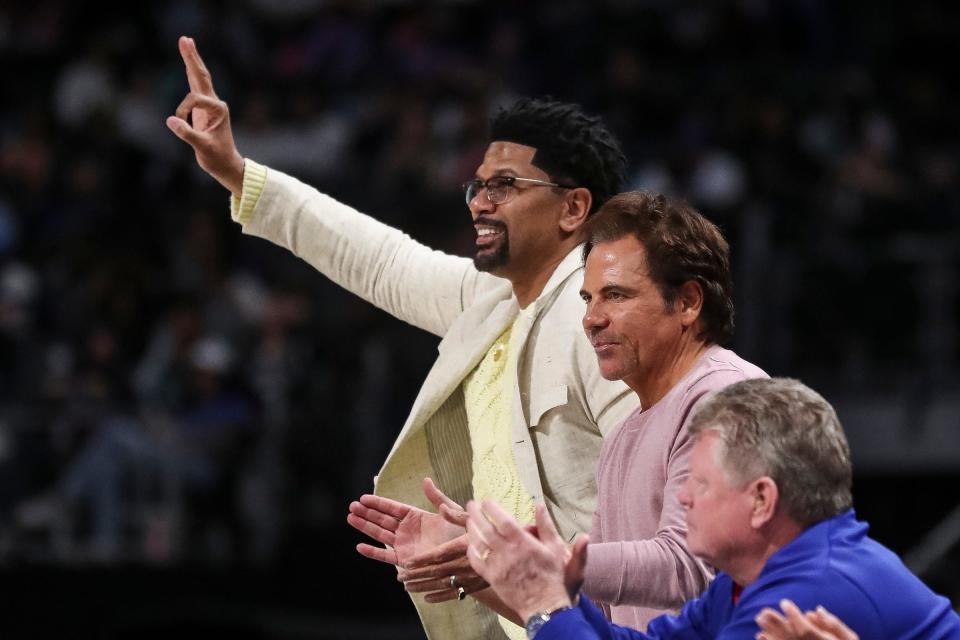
[381,246,584,476]
[507,245,586,500]
[385,293,518,459]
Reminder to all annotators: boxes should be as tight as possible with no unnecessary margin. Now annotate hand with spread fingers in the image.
[346,479,462,566]
[465,500,585,623]
[756,600,859,640]
[166,36,245,196]
[347,478,489,601]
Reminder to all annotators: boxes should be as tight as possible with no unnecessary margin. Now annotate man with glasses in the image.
[167,36,655,639]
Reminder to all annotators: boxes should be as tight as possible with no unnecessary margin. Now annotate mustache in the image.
[474,216,506,231]
[589,329,618,344]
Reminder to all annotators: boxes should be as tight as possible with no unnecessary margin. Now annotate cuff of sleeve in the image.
[230,158,268,225]
[536,598,597,640]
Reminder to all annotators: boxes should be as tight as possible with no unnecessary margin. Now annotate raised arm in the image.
[166,36,497,337]
[238,166,495,336]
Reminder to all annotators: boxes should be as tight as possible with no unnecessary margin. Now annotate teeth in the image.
[477,227,500,236]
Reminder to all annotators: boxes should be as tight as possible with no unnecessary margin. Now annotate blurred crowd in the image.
[0,0,957,570]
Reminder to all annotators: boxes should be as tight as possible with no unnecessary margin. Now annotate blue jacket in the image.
[539,510,960,639]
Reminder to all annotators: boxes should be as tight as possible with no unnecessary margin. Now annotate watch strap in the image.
[525,605,572,639]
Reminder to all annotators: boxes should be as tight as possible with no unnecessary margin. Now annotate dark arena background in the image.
[0,1,958,637]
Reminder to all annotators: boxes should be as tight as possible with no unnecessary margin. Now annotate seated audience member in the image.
[464,378,960,639]
[349,191,766,629]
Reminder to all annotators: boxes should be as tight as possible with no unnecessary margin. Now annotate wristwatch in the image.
[525,605,572,639]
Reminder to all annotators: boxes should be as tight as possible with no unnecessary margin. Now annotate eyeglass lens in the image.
[464,178,512,205]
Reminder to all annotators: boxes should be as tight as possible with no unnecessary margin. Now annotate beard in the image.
[472,219,509,272]
[473,237,509,272]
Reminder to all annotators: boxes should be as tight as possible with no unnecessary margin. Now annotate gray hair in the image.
[690,378,853,526]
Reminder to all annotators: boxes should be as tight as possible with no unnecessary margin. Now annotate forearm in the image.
[583,536,711,610]
[585,401,713,610]
[235,160,484,336]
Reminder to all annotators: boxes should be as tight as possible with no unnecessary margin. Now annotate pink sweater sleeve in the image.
[582,380,725,611]
[582,353,767,619]
[583,423,712,609]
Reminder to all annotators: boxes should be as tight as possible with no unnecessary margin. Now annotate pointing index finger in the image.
[179,36,217,97]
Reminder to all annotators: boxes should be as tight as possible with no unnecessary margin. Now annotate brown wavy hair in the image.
[583,191,735,345]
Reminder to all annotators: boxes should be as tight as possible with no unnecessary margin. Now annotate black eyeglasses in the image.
[462,176,576,205]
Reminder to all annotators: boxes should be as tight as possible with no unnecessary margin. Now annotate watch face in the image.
[525,613,550,639]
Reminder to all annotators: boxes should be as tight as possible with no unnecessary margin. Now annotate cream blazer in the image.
[240,164,638,639]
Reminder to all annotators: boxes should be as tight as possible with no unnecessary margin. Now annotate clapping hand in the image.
[756,600,859,640]
[347,478,489,601]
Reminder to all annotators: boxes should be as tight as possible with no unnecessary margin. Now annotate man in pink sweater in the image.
[350,190,766,632]
[575,191,767,631]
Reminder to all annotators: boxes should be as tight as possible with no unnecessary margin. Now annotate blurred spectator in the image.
[16,335,256,562]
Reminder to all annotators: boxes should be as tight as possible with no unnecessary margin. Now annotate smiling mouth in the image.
[590,331,621,352]
[591,341,618,354]
[475,225,504,247]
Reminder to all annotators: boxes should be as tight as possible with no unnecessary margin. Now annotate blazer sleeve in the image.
[238,162,495,337]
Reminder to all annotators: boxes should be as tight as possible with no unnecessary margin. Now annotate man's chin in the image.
[597,358,627,382]
[684,531,708,561]
[473,247,508,273]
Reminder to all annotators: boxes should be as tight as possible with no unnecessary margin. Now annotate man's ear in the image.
[676,280,704,328]
[559,187,592,233]
[749,476,779,529]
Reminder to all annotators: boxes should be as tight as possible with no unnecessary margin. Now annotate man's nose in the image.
[582,302,609,333]
[468,188,494,219]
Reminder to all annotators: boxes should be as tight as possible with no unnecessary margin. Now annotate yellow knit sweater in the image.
[463,306,536,640]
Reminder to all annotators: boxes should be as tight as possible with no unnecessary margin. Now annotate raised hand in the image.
[347,478,491,601]
[346,478,463,562]
[165,36,245,196]
[347,492,462,566]
[465,500,582,622]
[756,600,859,640]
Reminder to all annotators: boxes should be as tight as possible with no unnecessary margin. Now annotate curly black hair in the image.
[489,97,626,215]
